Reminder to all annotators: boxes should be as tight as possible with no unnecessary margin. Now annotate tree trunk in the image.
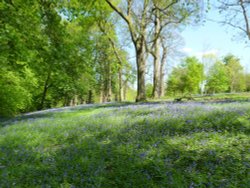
[100,80,106,103]
[87,90,93,104]
[39,71,51,110]
[100,83,104,103]
[107,62,112,102]
[73,95,78,106]
[239,0,250,40]
[107,37,123,102]
[136,42,146,102]
[123,79,128,101]
[104,0,148,102]
[159,45,167,97]
[152,10,161,99]
[118,64,123,102]
[63,96,69,107]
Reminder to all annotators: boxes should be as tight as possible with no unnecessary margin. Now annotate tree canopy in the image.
[0,0,249,117]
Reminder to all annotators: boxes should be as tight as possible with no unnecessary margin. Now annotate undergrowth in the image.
[0,102,250,187]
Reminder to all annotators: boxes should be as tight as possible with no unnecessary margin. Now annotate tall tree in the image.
[105,0,203,101]
[206,61,229,93]
[97,18,127,102]
[167,66,187,96]
[36,0,71,109]
[148,0,202,99]
[0,0,41,116]
[105,0,151,101]
[167,57,204,96]
[224,54,246,92]
[184,57,204,94]
[159,36,168,97]
[159,30,184,97]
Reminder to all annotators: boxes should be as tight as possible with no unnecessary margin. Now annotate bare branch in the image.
[217,0,250,40]
[239,0,250,39]
[105,0,129,24]
[154,0,178,13]
[105,0,137,45]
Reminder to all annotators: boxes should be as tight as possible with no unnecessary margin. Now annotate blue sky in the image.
[181,8,250,72]
[119,1,250,83]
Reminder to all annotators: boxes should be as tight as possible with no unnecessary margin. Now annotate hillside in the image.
[0,101,250,187]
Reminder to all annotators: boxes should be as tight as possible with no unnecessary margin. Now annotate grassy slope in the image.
[0,101,250,187]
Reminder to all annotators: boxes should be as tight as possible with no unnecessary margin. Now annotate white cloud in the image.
[194,49,219,60]
[196,49,219,57]
[182,48,219,59]
[181,47,193,53]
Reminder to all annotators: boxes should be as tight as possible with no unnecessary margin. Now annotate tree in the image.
[167,67,187,96]
[0,0,106,116]
[148,0,202,99]
[206,61,229,93]
[184,57,204,94]
[35,0,75,109]
[97,16,128,102]
[159,36,168,97]
[201,53,218,94]
[94,34,117,103]
[159,30,185,97]
[105,0,204,101]
[0,67,37,117]
[104,0,151,102]
[167,57,204,96]
[217,0,250,41]
[245,73,250,91]
[0,0,40,116]
[224,54,246,92]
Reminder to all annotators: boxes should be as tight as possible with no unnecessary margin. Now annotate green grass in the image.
[0,101,250,187]
[195,92,250,102]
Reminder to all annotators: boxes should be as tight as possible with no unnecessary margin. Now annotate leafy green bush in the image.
[0,68,37,117]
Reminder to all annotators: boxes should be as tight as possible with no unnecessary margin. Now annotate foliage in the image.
[146,83,153,98]
[206,61,229,93]
[0,1,41,116]
[184,57,204,93]
[0,0,249,117]
[0,101,250,187]
[167,57,204,95]
[0,0,133,117]
[0,68,37,117]
[224,54,246,92]
[167,66,187,95]
[168,54,248,97]
[246,73,250,91]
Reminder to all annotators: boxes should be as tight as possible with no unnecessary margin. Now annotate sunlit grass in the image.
[0,101,250,187]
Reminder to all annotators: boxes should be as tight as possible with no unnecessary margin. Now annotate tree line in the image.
[0,0,135,117]
[1,0,249,117]
[166,54,250,96]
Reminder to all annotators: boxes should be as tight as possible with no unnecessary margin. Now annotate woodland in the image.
[1,1,250,187]
[1,0,250,117]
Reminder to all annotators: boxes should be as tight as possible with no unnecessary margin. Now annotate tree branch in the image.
[105,0,137,47]
[154,0,178,13]
[239,0,250,40]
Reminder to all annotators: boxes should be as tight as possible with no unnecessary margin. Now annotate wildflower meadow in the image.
[0,101,249,187]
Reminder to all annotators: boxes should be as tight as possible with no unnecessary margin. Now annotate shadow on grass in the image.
[2,99,249,127]
[0,102,134,127]
[0,106,249,187]
[0,131,249,187]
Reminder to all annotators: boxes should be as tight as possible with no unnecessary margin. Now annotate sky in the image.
[181,7,250,72]
[118,1,250,85]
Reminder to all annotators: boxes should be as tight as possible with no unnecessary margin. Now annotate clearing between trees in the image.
[0,98,249,187]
